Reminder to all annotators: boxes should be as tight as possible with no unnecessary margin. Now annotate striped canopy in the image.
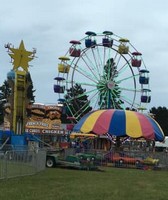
[73,109,165,142]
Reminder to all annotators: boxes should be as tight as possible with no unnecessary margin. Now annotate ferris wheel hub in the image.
[107,81,115,90]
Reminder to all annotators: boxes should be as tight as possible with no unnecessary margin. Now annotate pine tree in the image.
[63,83,92,122]
[26,72,36,103]
[150,106,168,136]
[0,80,12,124]
[0,80,12,101]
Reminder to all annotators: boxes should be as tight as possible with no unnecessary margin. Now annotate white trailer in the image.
[155,137,168,151]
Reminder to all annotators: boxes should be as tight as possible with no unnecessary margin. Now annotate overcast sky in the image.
[1,0,168,110]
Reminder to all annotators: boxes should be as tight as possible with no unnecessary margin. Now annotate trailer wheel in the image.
[119,159,124,165]
[135,160,140,166]
[46,157,55,168]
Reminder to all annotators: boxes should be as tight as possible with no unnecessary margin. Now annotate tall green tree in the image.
[0,80,12,124]
[26,72,36,103]
[0,80,11,101]
[150,106,168,136]
[62,83,92,123]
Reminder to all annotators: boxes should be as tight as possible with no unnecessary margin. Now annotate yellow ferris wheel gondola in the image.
[58,56,70,73]
[118,38,130,54]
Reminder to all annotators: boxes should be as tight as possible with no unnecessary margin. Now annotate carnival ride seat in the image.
[54,85,65,93]
[85,39,96,48]
[58,56,70,73]
[118,38,129,54]
[102,38,113,47]
[85,31,97,48]
[69,48,81,57]
[141,89,151,103]
[131,52,142,67]
[139,69,149,84]
[69,40,81,57]
[58,64,70,73]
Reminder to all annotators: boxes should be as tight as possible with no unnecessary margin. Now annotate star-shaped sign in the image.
[9,40,34,72]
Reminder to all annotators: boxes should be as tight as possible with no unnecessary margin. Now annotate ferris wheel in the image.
[54,31,151,123]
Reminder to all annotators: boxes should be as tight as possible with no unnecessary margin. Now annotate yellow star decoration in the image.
[9,40,34,72]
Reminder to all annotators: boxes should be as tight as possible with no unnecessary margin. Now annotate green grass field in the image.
[0,167,168,200]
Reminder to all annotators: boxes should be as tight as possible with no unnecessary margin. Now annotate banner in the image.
[25,103,63,134]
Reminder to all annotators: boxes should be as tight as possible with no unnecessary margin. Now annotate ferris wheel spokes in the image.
[54,31,151,121]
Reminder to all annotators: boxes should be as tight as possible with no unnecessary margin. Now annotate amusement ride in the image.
[54,31,151,127]
[4,41,36,135]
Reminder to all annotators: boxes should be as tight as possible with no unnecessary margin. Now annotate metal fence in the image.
[0,149,46,180]
[63,148,168,170]
[2,147,167,178]
[101,150,168,169]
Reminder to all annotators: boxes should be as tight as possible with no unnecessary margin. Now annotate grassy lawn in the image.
[0,167,168,200]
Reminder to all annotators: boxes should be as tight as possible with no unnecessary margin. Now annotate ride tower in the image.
[5,41,36,134]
